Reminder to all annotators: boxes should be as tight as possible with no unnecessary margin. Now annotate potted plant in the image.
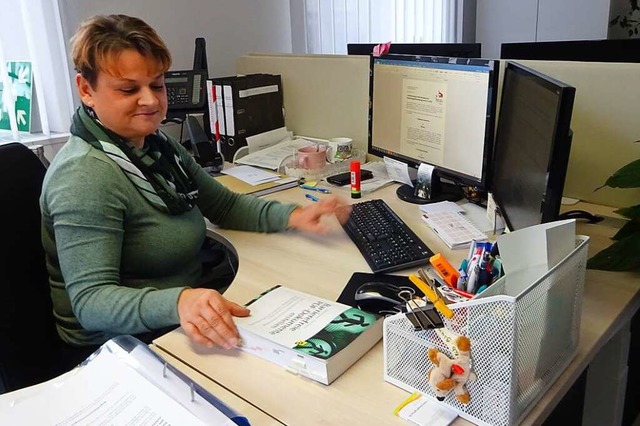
[610,0,640,37]
[587,148,640,271]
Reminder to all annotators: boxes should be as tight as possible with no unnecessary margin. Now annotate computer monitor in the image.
[348,43,481,58]
[500,39,640,63]
[490,62,576,231]
[368,54,499,204]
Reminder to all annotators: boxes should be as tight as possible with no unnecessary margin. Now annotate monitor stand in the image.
[396,180,463,205]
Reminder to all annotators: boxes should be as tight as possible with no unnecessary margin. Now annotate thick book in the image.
[234,285,383,385]
[215,174,299,196]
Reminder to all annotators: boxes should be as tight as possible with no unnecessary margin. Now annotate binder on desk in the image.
[209,74,284,162]
[0,335,249,426]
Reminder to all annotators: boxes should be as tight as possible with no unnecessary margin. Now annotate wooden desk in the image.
[154,188,639,426]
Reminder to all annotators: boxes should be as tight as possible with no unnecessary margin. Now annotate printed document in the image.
[400,79,447,165]
[0,348,223,425]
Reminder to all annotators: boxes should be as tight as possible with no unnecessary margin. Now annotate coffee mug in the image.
[326,137,353,163]
[295,145,327,170]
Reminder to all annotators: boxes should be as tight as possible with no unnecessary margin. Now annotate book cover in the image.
[234,285,382,385]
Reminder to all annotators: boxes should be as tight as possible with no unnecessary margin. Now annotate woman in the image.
[41,14,349,352]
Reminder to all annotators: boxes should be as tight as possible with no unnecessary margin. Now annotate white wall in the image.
[477,0,611,59]
[57,0,292,82]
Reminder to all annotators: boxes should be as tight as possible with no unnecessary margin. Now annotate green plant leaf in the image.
[587,232,640,271]
[597,159,640,189]
[614,204,640,219]
[612,218,640,240]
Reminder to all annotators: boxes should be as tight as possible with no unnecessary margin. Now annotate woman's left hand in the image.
[287,195,351,234]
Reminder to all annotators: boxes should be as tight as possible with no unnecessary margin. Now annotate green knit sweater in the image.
[40,135,298,346]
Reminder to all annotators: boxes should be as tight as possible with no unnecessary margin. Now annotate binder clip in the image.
[398,289,444,331]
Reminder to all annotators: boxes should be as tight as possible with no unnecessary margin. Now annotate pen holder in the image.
[383,236,589,426]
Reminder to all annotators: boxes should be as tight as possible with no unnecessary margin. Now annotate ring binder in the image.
[0,335,250,426]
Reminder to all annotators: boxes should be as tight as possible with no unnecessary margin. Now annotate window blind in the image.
[293,0,459,54]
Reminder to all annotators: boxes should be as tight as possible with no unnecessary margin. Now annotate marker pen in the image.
[305,193,319,202]
[350,160,361,199]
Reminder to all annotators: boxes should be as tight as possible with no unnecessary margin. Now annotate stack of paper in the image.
[218,165,299,196]
[420,201,487,250]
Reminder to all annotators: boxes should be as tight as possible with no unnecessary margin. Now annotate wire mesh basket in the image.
[383,236,589,426]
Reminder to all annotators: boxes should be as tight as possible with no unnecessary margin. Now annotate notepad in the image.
[420,202,487,250]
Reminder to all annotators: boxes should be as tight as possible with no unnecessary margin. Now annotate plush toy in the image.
[427,336,476,404]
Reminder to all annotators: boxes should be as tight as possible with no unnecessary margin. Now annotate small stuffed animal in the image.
[427,336,476,404]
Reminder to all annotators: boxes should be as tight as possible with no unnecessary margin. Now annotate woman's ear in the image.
[75,74,94,107]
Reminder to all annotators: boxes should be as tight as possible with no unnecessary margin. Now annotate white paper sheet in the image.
[0,349,211,426]
[384,156,413,186]
[235,138,314,170]
[221,164,282,185]
[245,127,293,153]
[497,219,576,276]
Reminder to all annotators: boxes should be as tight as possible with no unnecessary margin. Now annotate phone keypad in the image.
[167,87,190,105]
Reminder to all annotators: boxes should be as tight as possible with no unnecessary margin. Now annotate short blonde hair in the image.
[71,14,172,87]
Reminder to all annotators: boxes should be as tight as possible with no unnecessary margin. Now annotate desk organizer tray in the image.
[383,235,589,426]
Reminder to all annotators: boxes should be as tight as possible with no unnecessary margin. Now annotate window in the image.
[290,0,462,54]
[0,0,73,142]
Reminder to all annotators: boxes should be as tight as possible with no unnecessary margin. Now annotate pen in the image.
[300,184,331,193]
[305,193,320,202]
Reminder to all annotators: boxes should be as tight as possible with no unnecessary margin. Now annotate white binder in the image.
[0,335,249,426]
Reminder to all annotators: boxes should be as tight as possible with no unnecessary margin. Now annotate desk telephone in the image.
[164,70,207,110]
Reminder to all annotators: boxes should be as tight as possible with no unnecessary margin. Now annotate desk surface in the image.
[154,185,640,426]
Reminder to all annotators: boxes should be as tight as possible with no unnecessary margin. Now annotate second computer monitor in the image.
[491,62,576,231]
[368,54,499,203]
[348,43,481,58]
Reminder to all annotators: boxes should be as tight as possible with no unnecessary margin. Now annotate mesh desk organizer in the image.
[383,235,589,426]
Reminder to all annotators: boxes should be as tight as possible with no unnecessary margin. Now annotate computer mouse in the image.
[354,282,405,305]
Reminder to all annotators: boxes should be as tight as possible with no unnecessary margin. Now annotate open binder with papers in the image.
[0,335,249,426]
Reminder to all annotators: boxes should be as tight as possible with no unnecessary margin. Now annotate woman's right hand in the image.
[177,288,250,349]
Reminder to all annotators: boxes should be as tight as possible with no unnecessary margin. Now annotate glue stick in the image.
[350,160,361,199]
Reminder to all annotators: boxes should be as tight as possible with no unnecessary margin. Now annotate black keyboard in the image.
[342,199,433,273]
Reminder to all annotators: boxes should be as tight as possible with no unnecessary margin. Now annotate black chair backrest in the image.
[0,142,62,392]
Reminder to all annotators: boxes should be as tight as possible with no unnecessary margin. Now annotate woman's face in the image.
[76,49,167,148]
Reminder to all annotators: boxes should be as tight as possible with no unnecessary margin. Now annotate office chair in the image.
[0,142,86,393]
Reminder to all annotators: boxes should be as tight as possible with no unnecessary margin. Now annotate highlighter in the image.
[409,274,454,319]
[350,160,361,199]
[429,253,460,288]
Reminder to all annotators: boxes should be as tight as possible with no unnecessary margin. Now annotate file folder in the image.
[209,74,284,161]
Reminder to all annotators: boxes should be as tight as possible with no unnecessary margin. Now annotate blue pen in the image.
[300,184,331,193]
[305,193,320,202]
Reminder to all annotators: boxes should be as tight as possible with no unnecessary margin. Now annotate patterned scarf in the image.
[71,106,199,215]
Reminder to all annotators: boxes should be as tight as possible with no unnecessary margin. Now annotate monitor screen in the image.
[501,39,640,63]
[368,54,499,204]
[348,43,481,58]
[491,62,576,231]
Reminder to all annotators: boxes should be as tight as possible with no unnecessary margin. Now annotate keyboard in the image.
[342,199,434,273]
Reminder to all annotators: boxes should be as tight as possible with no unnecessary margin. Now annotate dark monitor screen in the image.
[500,39,640,63]
[349,43,481,58]
[368,54,499,204]
[491,62,576,231]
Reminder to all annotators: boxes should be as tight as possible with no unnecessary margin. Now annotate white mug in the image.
[326,137,353,163]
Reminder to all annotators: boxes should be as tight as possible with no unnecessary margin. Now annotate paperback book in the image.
[234,285,382,385]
